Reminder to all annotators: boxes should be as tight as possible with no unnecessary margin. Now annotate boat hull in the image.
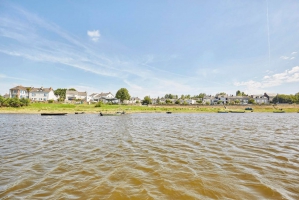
[41,113,67,116]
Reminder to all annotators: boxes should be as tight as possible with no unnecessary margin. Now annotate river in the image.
[0,113,298,199]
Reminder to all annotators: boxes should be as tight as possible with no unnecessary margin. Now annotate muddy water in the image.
[0,113,298,199]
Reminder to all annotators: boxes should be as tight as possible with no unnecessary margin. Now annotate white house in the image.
[9,85,30,99]
[89,92,117,103]
[65,90,87,102]
[184,99,196,104]
[202,95,215,105]
[227,95,250,104]
[251,95,269,104]
[124,97,141,104]
[30,87,58,101]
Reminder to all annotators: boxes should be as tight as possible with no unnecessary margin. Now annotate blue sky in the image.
[1,0,299,98]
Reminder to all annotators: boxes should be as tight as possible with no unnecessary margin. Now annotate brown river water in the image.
[0,113,298,199]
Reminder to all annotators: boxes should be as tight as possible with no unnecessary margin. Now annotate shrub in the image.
[20,98,30,106]
[165,99,172,104]
[95,101,102,107]
[48,100,54,103]
[9,97,21,107]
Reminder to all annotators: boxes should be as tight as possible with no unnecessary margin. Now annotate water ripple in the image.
[0,113,298,199]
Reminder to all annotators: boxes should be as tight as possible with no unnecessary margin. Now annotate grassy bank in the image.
[1,103,299,114]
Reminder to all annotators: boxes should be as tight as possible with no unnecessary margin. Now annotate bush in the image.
[48,100,54,103]
[165,99,172,104]
[95,101,102,107]
[9,97,21,107]
[20,98,30,106]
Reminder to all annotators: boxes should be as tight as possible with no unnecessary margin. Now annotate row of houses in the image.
[9,86,58,101]
[200,93,276,105]
[5,85,141,104]
[4,85,277,105]
[150,93,277,105]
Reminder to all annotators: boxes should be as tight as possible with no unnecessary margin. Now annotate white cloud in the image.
[290,57,295,60]
[280,56,289,60]
[87,30,100,42]
[291,52,297,55]
[234,66,299,93]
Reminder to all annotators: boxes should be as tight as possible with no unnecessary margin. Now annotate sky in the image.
[1,0,299,98]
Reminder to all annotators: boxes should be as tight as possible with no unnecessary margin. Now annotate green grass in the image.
[1,103,299,113]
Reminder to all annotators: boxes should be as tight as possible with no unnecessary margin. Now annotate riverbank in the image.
[1,103,299,114]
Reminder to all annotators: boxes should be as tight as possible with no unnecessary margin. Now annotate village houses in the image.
[5,85,279,105]
[9,85,58,101]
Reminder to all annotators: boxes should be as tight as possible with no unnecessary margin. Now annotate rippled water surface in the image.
[0,113,299,199]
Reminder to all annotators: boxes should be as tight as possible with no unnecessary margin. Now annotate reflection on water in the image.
[0,113,298,199]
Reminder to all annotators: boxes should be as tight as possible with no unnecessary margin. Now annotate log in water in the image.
[0,113,298,199]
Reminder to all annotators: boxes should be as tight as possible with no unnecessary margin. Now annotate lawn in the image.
[0,103,299,113]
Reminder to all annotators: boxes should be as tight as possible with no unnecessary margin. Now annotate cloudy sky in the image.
[1,0,299,98]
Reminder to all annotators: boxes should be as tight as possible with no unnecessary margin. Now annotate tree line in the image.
[272,93,299,104]
[0,96,30,107]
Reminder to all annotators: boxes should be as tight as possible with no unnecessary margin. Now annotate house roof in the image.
[10,85,31,90]
[66,90,77,95]
[96,92,113,97]
[227,96,249,99]
[78,92,87,96]
[31,87,53,93]
[130,97,140,100]
[3,93,9,98]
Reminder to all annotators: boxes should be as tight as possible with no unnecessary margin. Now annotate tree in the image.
[142,96,151,105]
[116,88,130,103]
[157,96,160,104]
[26,87,32,99]
[54,88,67,100]
[248,98,255,104]
[236,90,241,96]
[219,92,226,95]
[68,88,76,91]
[0,95,4,107]
[198,93,206,99]
[181,95,185,99]
[235,99,240,104]
[175,99,180,104]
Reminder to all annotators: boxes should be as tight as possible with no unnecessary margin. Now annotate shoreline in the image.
[1,103,299,114]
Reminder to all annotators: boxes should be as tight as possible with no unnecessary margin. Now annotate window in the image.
[44,93,47,97]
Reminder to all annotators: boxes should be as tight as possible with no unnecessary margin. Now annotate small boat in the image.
[218,111,228,113]
[273,110,285,113]
[75,112,85,114]
[41,113,67,116]
[229,111,245,113]
[99,111,125,116]
[166,111,172,114]
[245,107,253,111]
